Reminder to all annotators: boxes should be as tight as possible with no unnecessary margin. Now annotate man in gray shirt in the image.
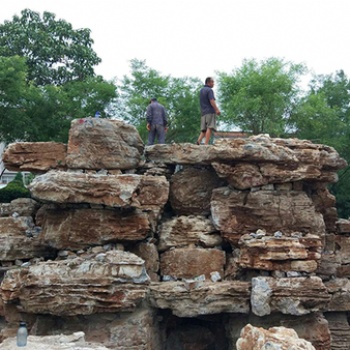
[146,98,168,145]
[196,77,221,145]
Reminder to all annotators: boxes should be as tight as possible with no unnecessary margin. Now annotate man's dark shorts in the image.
[201,113,217,132]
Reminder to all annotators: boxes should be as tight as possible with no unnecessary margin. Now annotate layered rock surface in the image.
[0,118,349,349]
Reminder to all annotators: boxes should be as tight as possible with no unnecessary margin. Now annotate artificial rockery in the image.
[0,117,349,350]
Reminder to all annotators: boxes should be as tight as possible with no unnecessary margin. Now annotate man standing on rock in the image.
[146,98,168,145]
[196,77,221,145]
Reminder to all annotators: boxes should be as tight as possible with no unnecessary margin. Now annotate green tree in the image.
[217,58,306,136]
[291,71,350,218]
[0,56,30,142]
[0,9,101,86]
[0,10,117,143]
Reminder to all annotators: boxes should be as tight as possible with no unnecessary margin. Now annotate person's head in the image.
[205,77,214,87]
[150,97,157,104]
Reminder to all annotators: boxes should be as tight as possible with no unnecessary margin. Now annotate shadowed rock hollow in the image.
[1,117,349,349]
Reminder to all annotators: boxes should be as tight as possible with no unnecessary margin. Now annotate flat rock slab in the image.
[149,281,250,317]
[145,135,347,170]
[36,206,151,250]
[2,142,67,172]
[29,170,169,210]
[0,251,149,316]
[251,276,330,316]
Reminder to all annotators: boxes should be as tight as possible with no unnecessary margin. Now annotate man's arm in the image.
[210,99,221,115]
[146,105,153,124]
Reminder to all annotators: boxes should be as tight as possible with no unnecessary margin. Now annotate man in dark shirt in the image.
[196,77,221,145]
[146,98,168,145]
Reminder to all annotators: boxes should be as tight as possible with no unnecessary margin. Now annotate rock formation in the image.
[0,118,349,349]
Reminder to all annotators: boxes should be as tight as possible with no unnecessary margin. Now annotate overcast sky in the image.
[1,0,350,83]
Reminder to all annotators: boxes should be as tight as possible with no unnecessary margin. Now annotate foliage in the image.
[0,173,30,203]
[0,56,31,142]
[117,59,201,143]
[0,9,101,86]
[0,55,117,143]
[291,70,350,218]
[217,58,306,136]
[0,10,117,143]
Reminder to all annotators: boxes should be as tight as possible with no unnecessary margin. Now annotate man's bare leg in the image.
[197,131,206,145]
[204,128,212,144]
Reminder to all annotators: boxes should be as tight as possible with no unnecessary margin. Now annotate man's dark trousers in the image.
[148,124,166,145]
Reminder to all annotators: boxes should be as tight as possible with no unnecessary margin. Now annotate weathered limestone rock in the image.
[211,188,326,244]
[145,135,347,170]
[238,233,322,272]
[66,118,144,170]
[29,310,162,350]
[226,312,330,350]
[308,183,338,231]
[325,278,350,311]
[0,198,39,217]
[169,166,224,215]
[36,206,151,250]
[2,142,67,172]
[0,332,109,350]
[106,308,162,349]
[29,171,169,210]
[129,241,160,282]
[251,277,330,316]
[325,312,350,350]
[212,161,338,190]
[149,281,250,317]
[158,215,221,252]
[336,218,350,233]
[0,216,54,260]
[318,234,350,278]
[159,247,225,280]
[236,324,316,350]
[0,251,149,316]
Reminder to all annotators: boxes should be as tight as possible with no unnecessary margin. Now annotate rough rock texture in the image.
[29,171,169,210]
[238,233,322,272]
[318,234,350,278]
[169,165,224,215]
[158,215,221,252]
[1,129,349,349]
[36,206,151,250]
[159,247,225,280]
[129,241,160,282]
[211,187,326,244]
[2,142,67,172]
[236,324,316,350]
[336,218,350,233]
[325,278,350,311]
[145,135,347,170]
[325,312,350,350]
[66,118,144,170]
[251,277,330,316]
[0,251,149,316]
[212,161,338,190]
[149,281,250,317]
[226,313,330,350]
[0,198,39,217]
[0,216,54,260]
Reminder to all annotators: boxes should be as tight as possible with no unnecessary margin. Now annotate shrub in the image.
[0,172,31,203]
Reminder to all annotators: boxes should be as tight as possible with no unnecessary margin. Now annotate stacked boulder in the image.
[0,117,349,349]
